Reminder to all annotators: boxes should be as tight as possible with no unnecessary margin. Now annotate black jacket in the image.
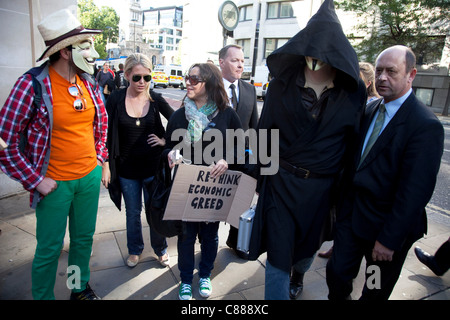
[348,95,444,250]
[106,88,174,210]
[248,0,367,271]
[163,106,244,170]
[235,79,258,131]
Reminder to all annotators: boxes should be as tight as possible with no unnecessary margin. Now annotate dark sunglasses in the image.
[68,84,86,112]
[132,75,152,82]
[185,75,205,86]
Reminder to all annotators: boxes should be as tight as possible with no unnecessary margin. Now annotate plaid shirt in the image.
[0,63,108,208]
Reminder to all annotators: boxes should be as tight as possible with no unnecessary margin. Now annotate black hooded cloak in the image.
[248,0,367,273]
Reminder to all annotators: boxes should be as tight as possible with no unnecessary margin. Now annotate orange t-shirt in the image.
[46,66,97,180]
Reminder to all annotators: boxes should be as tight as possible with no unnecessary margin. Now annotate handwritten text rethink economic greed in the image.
[188,170,240,210]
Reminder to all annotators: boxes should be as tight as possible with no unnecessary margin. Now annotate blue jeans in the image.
[98,86,106,103]
[177,221,219,284]
[119,176,168,257]
[265,255,315,300]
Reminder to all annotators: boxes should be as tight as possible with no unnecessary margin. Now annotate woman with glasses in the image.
[163,63,244,300]
[102,53,174,268]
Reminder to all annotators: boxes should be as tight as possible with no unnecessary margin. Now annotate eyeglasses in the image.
[132,75,152,82]
[68,84,86,112]
[185,75,205,86]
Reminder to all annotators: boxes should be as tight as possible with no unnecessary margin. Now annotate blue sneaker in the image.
[178,283,192,300]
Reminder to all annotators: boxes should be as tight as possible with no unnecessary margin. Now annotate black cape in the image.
[248,0,367,272]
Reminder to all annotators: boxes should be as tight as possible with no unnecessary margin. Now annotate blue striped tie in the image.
[359,103,386,168]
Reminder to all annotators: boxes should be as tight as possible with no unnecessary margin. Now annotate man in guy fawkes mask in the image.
[0,8,108,300]
[247,0,367,300]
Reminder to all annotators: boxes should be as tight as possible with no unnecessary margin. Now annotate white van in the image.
[253,65,270,99]
[154,65,184,88]
[241,65,271,99]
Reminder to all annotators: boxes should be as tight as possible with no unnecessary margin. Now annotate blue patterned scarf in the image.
[184,97,217,143]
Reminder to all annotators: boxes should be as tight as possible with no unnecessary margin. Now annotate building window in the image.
[175,8,183,27]
[237,39,251,58]
[264,38,289,58]
[132,11,141,23]
[239,5,253,21]
[267,2,294,19]
[415,88,434,106]
[144,11,158,26]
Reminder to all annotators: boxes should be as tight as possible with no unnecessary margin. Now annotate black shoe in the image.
[414,247,445,276]
[289,270,304,300]
[70,283,101,300]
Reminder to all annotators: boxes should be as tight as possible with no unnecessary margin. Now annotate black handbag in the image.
[144,160,184,238]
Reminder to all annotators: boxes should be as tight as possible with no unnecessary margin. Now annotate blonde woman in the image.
[359,62,380,103]
[102,53,174,267]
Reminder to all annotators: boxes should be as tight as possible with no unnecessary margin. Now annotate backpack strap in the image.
[19,69,43,153]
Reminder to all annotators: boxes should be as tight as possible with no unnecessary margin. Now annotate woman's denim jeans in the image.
[119,176,168,257]
[177,221,219,284]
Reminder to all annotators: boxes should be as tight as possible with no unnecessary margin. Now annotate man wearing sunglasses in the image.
[0,9,108,300]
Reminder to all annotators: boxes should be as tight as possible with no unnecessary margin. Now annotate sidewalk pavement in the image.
[0,184,449,301]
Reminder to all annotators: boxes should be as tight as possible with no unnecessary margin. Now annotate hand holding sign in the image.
[210,159,228,179]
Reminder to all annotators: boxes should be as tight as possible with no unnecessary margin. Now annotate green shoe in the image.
[178,283,192,300]
[199,277,212,298]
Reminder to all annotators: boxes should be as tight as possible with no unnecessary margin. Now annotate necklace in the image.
[126,95,146,126]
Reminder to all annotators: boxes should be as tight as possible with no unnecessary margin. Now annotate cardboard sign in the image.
[164,164,257,228]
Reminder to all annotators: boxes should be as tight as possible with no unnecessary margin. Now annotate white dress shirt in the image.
[223,78,239,107]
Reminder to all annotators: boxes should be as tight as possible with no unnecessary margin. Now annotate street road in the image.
[154,86,265,113]
[428,124,450,227]
[154,87,450,227]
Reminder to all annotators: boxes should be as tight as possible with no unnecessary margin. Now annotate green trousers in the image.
[32,165,102,300]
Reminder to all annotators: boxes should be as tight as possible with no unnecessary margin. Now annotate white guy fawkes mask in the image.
[305,56,326,71]
[71,37,99,74]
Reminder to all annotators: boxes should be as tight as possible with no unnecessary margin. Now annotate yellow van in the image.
[151,71,169,88]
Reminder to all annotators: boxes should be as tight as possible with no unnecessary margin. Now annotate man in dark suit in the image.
[218,44,259,255]
[219,44,258,131]
[326,45,445,300]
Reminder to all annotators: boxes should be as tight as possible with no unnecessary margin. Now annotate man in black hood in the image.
[248,0,367,299]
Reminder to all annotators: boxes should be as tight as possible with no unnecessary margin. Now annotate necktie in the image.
[230,83,238,109]
[359,103,386,168]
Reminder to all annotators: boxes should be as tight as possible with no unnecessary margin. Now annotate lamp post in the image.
[251,0,262,85]
[131,18,137,53]
[106,26,112,58]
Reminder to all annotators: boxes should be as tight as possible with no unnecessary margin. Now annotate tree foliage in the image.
[78,0,120,59]
[336,0,450,64]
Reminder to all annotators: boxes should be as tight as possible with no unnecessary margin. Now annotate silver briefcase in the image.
[237,205,256,254]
